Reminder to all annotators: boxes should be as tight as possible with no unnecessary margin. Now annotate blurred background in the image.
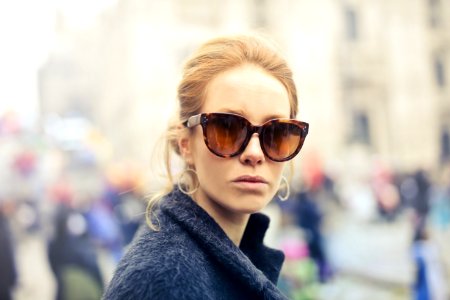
[0,0,449,299]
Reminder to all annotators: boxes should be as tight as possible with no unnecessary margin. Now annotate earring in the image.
[177,168,199,195]
[277,176,290,201]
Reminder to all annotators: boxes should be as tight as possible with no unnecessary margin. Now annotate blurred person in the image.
[276,223,319,299]
[291,186,331,283]
[103,163,146,247]
[412,224,449,300]
[111,189,145,245]
[86,179,145,264]
[103,34,309,299]
[376,182,401,221]
[11,148,42,234]
[289,156,333,283]
[407,170,432,241]
[47,177,103,300]
[12,148,37,178]
[371,164,402,222]
[0,201,17,300]
[429,164,450,230]
[84,192,123,263]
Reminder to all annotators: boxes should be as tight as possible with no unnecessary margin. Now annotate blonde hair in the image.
[146,34,299,229]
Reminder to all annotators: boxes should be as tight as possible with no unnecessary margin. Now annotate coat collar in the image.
[160,187,286,296]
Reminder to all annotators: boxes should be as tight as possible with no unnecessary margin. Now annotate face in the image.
[180,64,291,219]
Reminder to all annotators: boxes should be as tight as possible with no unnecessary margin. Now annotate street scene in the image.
[6,181,450,300]
[1,0,450,299]
[1,129,449,299]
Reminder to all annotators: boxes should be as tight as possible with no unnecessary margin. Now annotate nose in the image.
[239,134,265,166]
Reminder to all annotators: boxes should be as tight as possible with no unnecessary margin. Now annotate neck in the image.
[193,192,250,246]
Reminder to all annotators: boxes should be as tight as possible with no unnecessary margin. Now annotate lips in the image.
[233,175,268,184]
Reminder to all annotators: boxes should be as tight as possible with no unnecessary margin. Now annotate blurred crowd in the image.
[273,152,450,299]
[0,111,146,300]
[1,110,450,300]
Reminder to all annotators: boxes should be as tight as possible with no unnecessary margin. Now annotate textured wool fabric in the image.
[102,187,288,300]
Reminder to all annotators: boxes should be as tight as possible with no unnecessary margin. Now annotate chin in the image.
[227,194,271,214]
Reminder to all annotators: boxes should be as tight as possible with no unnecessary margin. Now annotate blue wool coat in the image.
[102,187,288,300]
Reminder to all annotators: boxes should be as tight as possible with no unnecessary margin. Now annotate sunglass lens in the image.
[262,121,304,161]
[205,114,248,156]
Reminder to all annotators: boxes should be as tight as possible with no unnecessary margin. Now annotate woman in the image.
[103,34,309,299]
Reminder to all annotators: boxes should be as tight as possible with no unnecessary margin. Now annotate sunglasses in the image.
[183,112,309,162]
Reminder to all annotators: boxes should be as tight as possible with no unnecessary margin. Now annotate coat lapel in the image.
[161,188,286,298]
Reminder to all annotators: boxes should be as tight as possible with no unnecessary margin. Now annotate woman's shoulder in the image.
[103,221,209,299]
[126,221,202,264]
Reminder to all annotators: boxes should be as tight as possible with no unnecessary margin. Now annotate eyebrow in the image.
[217,108,289,121]
[219,108,246,115]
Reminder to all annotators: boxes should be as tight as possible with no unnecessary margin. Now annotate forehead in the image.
[202,65,291,121]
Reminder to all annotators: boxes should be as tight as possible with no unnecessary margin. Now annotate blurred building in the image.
[37,0,450,181]
[332,0,450,171]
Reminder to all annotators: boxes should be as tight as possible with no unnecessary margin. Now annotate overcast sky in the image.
[0,0,117,126]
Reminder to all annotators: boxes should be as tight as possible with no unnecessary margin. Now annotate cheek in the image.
[191,131,207,163]
[269,163,287,190]
[270,162,286,178]
[191,132,226,178]
[194,149,230,194]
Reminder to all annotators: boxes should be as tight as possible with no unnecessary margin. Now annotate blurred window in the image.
[352,111,371,145]
[177,0,221,27]
[441,128,450,163]
[253,0,268,28]
[434,57,446,87]
[428,0,442,28]
[345,7,358,41]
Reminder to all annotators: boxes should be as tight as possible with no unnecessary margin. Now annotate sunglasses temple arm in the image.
[185,114,202,128]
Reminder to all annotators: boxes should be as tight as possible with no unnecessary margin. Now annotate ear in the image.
[177,125,195,166]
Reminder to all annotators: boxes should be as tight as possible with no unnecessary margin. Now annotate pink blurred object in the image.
[48,179,74,205]
[13,150,36,177]
[0,111,21,135]
[302,151,324,191]
[281,238,309,260]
